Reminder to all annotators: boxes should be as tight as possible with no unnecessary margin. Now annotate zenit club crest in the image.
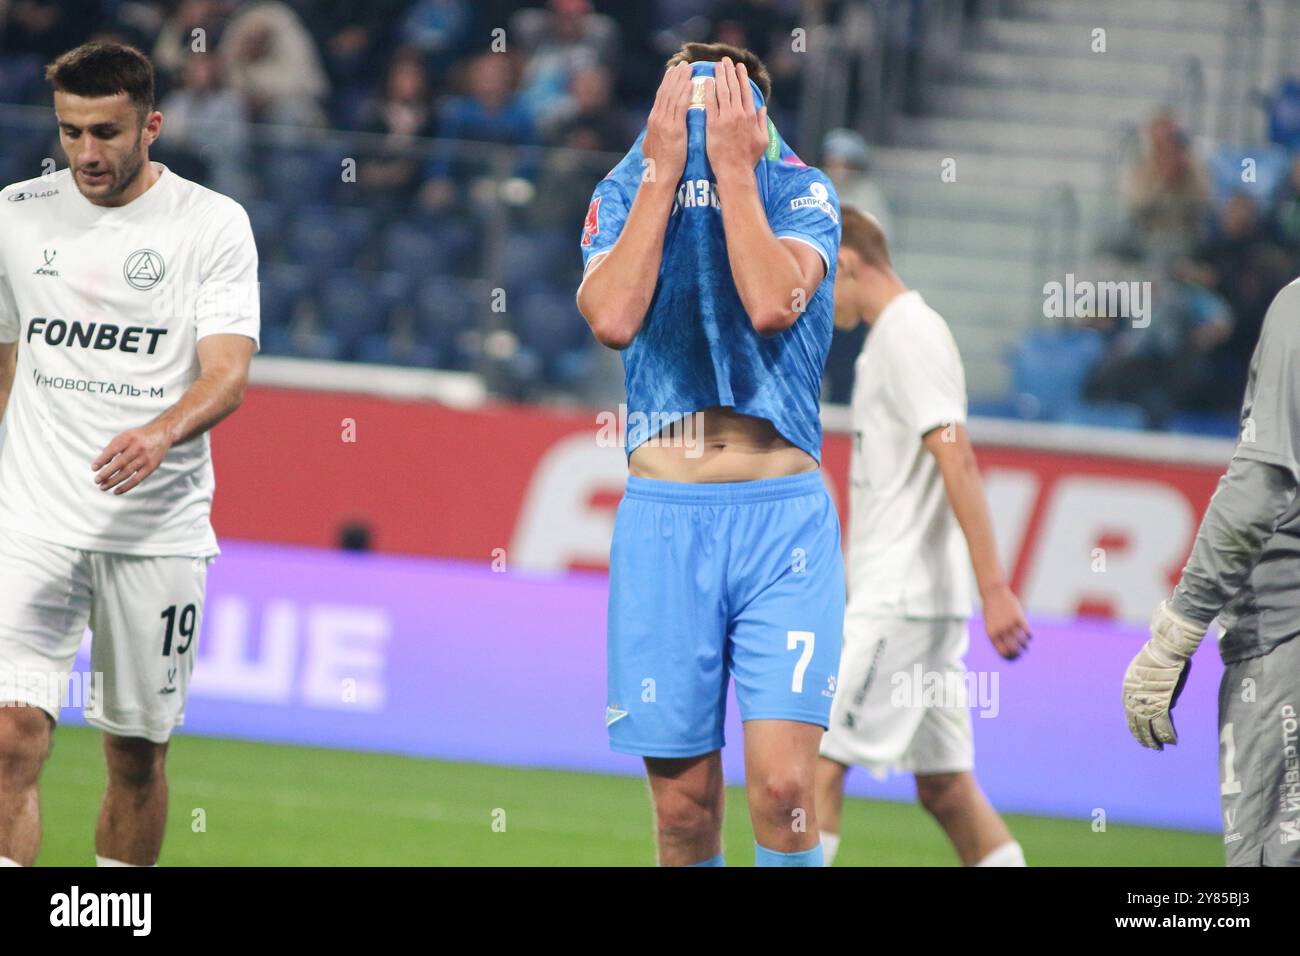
[123,249,165,290]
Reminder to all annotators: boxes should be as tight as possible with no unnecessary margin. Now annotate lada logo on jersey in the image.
[7,188,58,202]
[33,249,59,277]
[123,249,165,290]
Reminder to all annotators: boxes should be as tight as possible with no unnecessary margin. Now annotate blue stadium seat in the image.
[1268,76,1300,151]
[1207,143,1291,207]
[318,269,409,354]
[287,204,375,275]
[1010,328,1106,420]
[1054,400,1148,431]
[1166,410,1241,438]
[502,230,572,288]
[260,147,341,208]
[259,263,311,330]
[414,276,477,366]
[382,220,446,278]
[244,199,283,261]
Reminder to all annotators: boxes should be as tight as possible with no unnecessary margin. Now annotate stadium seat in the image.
[1207,143,1291,207]
[381,220,446,279]
[318,269,410,355]
[1010,328,1106,420]
[1166,410,1241,438]
[1054,400,1148,431]
[260,146,342,208]
[1268,76,1300,151]
[287,204,375,275]
[414,276,478,367]
[258,263,312,331]
[244,199,284,261]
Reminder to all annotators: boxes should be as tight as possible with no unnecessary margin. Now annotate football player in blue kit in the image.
[576,43,843,866]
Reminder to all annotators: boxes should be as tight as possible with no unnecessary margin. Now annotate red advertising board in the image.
[212,386,1227,624]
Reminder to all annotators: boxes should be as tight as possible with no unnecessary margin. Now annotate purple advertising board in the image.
[61,540,1224,832]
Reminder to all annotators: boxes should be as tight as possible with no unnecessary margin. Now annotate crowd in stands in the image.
[1084,104,1300,432]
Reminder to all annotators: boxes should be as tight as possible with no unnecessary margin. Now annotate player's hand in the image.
[981,583,1031,660]
[704,57,769,178]
[641,61,692,188]
[92,423,172,495]
[1122,600,1206,750]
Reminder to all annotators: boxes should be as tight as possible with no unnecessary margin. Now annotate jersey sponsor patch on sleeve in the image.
[581,196,601,247]
[789,181,838,223]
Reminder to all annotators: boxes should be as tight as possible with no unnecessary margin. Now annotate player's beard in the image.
[75,133,146,205]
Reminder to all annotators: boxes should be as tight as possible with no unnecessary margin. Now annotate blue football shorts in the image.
[606,470,845,757]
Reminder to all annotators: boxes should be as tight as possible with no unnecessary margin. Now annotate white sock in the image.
[974,840,1026,867]
[0,856,21,866]
[820,831,840,867]
[96,854,150,867]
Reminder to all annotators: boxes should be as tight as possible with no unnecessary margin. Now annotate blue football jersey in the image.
[579,61,841,460]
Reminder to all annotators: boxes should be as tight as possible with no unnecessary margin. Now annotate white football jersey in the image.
[846,290,974,618]
[0,163,259,556]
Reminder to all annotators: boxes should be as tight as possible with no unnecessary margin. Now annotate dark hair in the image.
[45,42,155,118]
[666,41,772,102]
[840,205,892,269]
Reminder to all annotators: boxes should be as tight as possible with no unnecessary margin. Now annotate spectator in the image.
[354,48,438,212]
[398,0,473,72]
[418,51,533,214]
[1121,111,1210,262]
[1182,192,1294,409]
[509,0,618,130]
[1083,274,1233,429]
[1,0,101,59]
[820,128,894,240]
[158,51,253,200]
[153,0,234,84]
[220,0,330,125]
[543,65,628,148]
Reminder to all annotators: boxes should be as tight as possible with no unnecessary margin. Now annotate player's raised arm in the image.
[1123,283,1300,750]
[576,62,692,350]
[922,424,1031,660]
[706,58,825,337]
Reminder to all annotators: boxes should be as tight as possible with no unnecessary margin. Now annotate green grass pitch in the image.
[35,726,1221,866]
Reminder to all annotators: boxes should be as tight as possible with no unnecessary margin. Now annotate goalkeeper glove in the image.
[1122,600,1206,750]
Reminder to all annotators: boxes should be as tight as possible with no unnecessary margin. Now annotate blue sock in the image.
[689,853,725,867]
[755,842,823,867]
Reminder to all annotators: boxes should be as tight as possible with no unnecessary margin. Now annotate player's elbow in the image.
[591,318,637,350]
[578,293,637,350]
[749,306,799,338]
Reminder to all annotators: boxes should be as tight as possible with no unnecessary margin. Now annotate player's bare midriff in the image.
[628,405,818,482]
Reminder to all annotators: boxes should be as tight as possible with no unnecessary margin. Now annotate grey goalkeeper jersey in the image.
[1171,279,1300,663]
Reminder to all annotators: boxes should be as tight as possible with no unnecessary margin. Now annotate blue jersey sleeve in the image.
[580,173,633,272]
[766,167,841,273]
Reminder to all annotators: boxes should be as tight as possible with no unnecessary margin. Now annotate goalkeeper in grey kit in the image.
[1123,278,1300,866]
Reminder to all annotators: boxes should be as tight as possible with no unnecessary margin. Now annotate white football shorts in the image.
[0,526,209,743]
[820,613,975,777]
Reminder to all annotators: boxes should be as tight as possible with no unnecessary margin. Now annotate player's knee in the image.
[654,788,722,844]
[0,707,53,784]
[103,737,167,790]
[756,769,815,821]
[915,772,971,820]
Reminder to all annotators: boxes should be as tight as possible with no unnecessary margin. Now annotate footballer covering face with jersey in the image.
[0,43,259,867]
[576,43,843,866]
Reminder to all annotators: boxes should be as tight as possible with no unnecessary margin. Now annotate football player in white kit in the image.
[813,207,1030,866]
[0,42,258,866]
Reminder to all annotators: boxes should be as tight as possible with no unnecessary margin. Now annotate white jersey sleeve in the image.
[883,305,967,437]
[195,203,260,348]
